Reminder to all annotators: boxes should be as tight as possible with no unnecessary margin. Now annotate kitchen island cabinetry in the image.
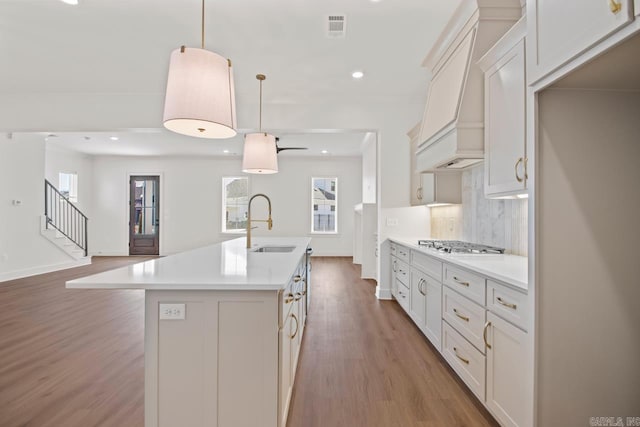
[67,237,311,427]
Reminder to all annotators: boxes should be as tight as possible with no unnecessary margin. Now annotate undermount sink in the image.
[252,245,296,253]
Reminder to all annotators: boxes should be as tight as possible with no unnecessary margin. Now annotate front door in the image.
[129,176,160,255]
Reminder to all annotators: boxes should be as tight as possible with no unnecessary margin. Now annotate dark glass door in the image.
[129,176,159,255]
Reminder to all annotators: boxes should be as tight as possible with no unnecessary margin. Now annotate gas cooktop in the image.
[417,240,505,254]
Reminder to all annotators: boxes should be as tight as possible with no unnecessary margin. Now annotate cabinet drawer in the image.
[487,281,528,331]
[443,322,486,401]
[396,279,410,313]
[443,265,486,305]
[390,243,397,256]
[443,286,487,352]
[411,250,443,282]
[394,259,410,286]
[395,244,411,263]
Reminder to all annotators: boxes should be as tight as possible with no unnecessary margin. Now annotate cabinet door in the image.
[528,0,634,83]
[410,269,427,327]
[486,312,529,427]
[484,39,527,197]
[424,278,442,352]
[279,313,293,427]
[391,256,399,298]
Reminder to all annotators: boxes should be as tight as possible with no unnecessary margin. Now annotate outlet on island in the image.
[159,303,186,320]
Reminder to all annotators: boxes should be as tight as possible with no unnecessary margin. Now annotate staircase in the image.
[42,179,89,260]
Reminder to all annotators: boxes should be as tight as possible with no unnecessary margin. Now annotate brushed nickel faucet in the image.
[246,193,273,248]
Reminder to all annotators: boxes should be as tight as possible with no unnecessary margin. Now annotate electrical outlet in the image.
[386,217,399,227]
[159,303,186,320]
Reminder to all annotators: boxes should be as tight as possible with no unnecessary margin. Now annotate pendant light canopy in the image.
[163,0,237,139]
[242,74,278,174]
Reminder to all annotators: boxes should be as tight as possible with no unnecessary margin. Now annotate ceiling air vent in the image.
[327,15,346,38]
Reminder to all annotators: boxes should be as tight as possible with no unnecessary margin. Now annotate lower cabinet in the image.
[486,312,528,427]
[424,278,442,351]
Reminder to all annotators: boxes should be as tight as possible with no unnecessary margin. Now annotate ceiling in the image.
[0,0,462,156]
[38,129,371,157]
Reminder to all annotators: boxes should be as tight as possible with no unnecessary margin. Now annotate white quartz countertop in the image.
[66,237,311,291]
[389,237,528,291]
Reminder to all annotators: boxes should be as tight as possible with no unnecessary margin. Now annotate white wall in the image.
[0,134,77,281]
[361,132,377,204]
[44,144,94,218]
[90,155,361,257]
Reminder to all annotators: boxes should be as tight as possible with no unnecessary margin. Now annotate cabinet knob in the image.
[609,0,622,13]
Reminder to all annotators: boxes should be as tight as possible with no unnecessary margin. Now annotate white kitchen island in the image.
[67,237,312,427]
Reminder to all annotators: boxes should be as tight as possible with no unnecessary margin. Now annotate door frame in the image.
[126,172,164,256]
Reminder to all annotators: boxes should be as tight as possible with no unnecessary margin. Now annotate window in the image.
[311,177,337,233]
[59,172,78,203]
[222,177,249,233]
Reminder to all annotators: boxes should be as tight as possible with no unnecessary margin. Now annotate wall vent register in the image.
[417,240,505,254]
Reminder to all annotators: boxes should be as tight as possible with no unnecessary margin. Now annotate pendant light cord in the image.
[201,0,205,49]
[259,79,263,132]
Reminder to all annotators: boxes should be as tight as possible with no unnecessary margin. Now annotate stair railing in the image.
[44,179,88,256]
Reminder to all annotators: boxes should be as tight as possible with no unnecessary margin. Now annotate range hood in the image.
[415,0,522,172]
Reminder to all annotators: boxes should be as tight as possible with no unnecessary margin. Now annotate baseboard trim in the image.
[375,286,393,300]
[0,257,92,283]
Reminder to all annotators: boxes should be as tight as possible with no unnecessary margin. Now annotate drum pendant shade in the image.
[242,132,278,174]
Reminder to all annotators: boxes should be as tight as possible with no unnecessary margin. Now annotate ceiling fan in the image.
[275,137,308,154]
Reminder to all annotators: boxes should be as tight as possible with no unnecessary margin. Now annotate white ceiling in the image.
[0,0,462,155]
[38,129,371,157]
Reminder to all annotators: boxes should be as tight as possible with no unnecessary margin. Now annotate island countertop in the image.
[66,237,311,291]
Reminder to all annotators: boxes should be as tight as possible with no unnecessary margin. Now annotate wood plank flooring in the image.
[287,257,498,427]
[0,256,497,427]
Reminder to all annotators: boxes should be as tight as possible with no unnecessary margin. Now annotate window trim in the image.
[310,176,338,235]
[221,176,249,234]
[59,171,78,203]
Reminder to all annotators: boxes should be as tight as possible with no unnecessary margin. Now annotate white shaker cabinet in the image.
[527,0,635,84]
[479,18,527,198]
[408,122,424,206]
[424,277,442,351]
[485,312,529,427]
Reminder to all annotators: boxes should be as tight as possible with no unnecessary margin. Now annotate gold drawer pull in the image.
[453,276,470,287]
[497,297,517,310]
[293,275,302,283]
[284,293,295,304]
[289,313,299,340]
[483,321,492,349]
[609,0,622,13]
[515,157,524,183]
[453,308,469,322]
[453,347,469,364]
[294,292,303,301]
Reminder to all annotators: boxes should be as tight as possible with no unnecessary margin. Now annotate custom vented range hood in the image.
[415,0,522,172]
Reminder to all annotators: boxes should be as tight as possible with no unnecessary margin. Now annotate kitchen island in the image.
[67,237,312,427]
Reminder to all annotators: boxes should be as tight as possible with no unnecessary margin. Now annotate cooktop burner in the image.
[417,240,505,254]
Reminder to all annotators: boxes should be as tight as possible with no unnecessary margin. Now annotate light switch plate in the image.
[386,218,399,227]
[159,303,186,320]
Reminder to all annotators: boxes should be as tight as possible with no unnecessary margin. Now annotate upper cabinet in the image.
[415,0,521,172]
[408,122,423,206]
[479,18,528,198]
[527,0,637,84]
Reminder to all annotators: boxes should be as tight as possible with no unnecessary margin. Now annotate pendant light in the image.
[163,0,237,139]
[242,74,278,174]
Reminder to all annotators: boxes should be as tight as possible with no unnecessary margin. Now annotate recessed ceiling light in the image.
[352,70,364,79]
[110,136,119,141]
[60,0,79,5]
[223,149,229,154]
[321,150,329,154]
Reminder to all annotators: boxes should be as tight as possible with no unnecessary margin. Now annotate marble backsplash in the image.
[430,165,528,256]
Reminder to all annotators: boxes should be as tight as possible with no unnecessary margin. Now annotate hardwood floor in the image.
[0,256,497,427]
[0,257,153,427]
[287,257,498,427]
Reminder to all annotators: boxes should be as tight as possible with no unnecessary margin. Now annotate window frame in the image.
[221,176,250,234]
[58,172,78,203]
[310,176,338,235]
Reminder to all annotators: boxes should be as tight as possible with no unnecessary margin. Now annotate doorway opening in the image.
[129,175,160,255]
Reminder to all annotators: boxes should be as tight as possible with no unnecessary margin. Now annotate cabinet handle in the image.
[289,313,299,340]
[294,292,303,301]
[609,0,622,13]
[418,278,427,296]
[453,347,470,365]
[285,293,295,304]
[452,276,470,287]
[293,275,302,283]
[515,157,524,183]
[392,260,397,273]
[524,157,529,180]
[483,321,492,349]
[453,308,469,322]
[497,297,517,310]
[398,290,406,298]
[417,187,423,200]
